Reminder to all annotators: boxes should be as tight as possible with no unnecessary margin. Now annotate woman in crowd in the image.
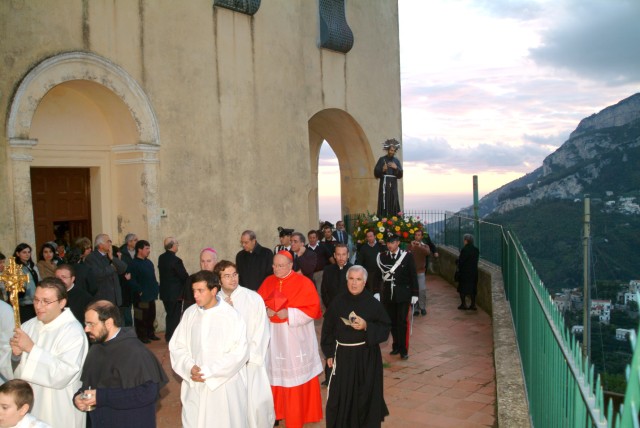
[13,243,39,321]
[36,242,58,279]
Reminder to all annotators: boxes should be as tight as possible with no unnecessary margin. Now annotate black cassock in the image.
[374,155,403,218]
[321,289,391,428]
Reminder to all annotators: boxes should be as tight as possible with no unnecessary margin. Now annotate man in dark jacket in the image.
[355,229,385,293]
[377,234,418,360]
[457,234,480,311]
[74,300,168,428]
[236,230,273,291]
[158,237,189,342]
[320,244,352,310]
[319,243,352,385]
[118,233,137,327]
[55,264,92,324]
[84,234,127,306]
[128,240,159,343]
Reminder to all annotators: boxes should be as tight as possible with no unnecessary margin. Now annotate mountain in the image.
[469,93,640,290]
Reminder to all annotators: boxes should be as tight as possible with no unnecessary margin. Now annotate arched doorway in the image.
[6,52,161,249]
[308,108,377,225]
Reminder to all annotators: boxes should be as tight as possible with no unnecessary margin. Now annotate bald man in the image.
[158,237,189,342]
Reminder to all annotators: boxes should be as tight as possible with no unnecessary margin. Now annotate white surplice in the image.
[169,297,249,428]
[14,413,51,428]
[14,308,88,428]
[220,286,275,428]
[267,308,323,387]
[0,300,14,384]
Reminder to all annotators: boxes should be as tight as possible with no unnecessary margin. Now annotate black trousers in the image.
[385,300,410,354]
[134,300,156,340]
[163,299,182,341]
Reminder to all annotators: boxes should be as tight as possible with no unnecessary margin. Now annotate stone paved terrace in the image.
[148,274,496,427]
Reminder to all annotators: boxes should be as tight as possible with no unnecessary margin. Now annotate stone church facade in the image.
[0,0,401,268]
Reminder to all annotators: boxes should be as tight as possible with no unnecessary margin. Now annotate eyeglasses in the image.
[33,298,61,307]
[221,272,238,279]
[84,321,103,328]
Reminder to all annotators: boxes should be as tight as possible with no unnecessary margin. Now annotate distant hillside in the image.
[467,93,640,291]
[487,199,640,290]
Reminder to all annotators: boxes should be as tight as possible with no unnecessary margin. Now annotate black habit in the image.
[78,328,168,428]
[374,154,403,218]
[321,289,391,428]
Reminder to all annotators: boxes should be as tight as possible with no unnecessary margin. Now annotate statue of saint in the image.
[374,138,403,218]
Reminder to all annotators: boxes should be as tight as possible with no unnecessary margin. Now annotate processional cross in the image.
[0,257,28,328]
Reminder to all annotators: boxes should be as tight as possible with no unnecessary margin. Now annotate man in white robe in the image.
[216,260,275,428]
[10,277,88,428]
[169,270,249,428]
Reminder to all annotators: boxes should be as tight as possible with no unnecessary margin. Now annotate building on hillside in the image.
[0,1,401,269]
[553,293,571,312]
[624,291,639,306]
[591,299,612,324]
[615,328,634,341]
[570,289,583,311]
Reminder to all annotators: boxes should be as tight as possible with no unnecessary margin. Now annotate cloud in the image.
[472,0,544,20]
[522,132,568,148]
[402,135,553,171]
[529,0,640,84]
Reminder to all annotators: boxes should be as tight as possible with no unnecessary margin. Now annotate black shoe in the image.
[400,353,409,360]
[390,349,400,355]
[458,304,468,310]
[413,310,420,316]
[468,306,477,311]
[140,338,151,344]
[421,309,427,316]
[149,335,161,341]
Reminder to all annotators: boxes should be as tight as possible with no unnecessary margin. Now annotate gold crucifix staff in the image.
[0,257,29,328]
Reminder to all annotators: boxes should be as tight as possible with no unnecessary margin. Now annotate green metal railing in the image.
[344,211,640,427]
[503,229,639,428]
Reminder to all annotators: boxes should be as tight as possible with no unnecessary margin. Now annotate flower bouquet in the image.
[352,212,425,245]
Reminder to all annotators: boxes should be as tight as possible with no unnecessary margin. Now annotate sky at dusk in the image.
[319,0,640,223]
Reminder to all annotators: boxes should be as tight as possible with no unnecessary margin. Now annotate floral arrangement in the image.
[351,212,425,244]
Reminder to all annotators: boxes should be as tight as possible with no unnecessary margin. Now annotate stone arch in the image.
[308,108,377,222]
[7,51,159,144]
[5,51,161,249]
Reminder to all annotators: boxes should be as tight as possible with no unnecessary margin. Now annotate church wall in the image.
[0,1,401,272]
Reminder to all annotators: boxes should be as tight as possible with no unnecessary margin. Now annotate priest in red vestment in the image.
[257,251,323,428]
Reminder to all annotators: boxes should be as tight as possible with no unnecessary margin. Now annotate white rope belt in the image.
[382,175,396,211]
[327,340,366,395]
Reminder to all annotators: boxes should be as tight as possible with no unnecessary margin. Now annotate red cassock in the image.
[258,272,323,427]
